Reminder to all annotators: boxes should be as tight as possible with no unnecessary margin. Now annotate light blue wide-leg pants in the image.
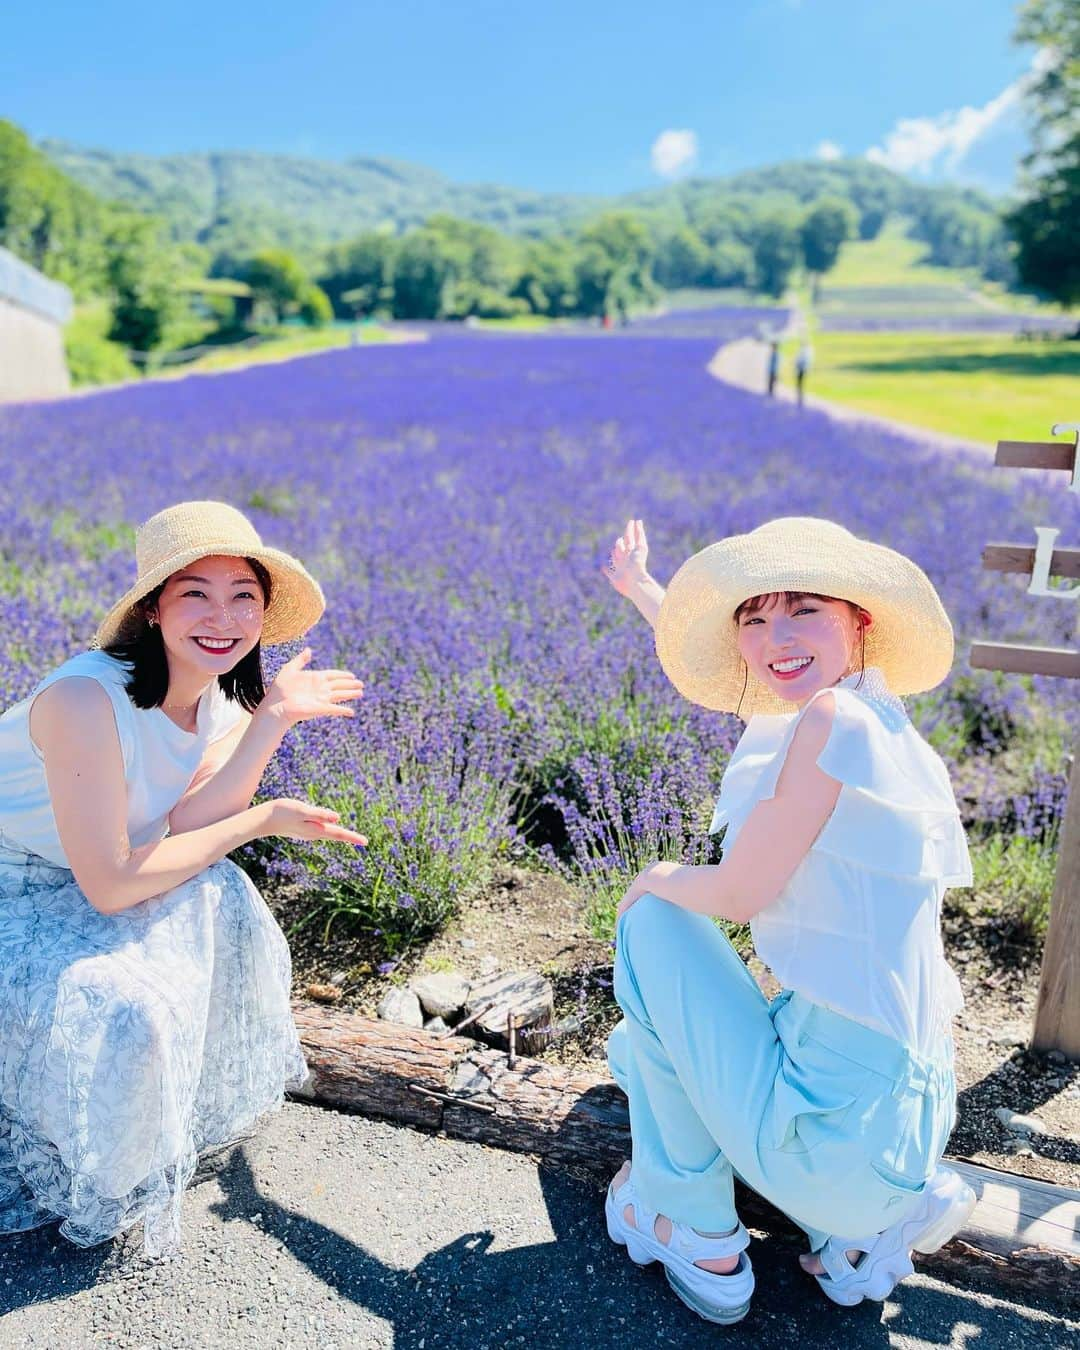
[609,895,956,1251]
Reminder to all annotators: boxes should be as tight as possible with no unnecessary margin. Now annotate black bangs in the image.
[101,557,272,712]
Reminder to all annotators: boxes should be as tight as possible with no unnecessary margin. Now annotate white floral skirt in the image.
[0,841,307,1255]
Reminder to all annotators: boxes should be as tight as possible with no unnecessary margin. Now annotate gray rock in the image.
[376,987,423,1028]
[424,1016,449,1033]
[1003,1138,1035,1156]
[994,1107,1048,1136]
[410,971,471,1019]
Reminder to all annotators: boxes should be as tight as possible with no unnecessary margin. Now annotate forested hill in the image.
[41,140,605,250]
[42,139,988,256]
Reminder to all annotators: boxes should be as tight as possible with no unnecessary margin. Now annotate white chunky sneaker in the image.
[812,1165,977,1307]
[605,1169,755,1325]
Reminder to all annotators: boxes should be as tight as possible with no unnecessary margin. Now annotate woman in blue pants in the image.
[600,516,976,1325]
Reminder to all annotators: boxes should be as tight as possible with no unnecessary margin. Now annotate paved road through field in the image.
[1,1102,1074,1349]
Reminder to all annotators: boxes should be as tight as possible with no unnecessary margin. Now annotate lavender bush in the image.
[1,317,1076,947]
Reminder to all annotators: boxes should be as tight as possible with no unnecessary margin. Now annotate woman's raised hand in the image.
[602,518,650,597]
[259,798,367,846]
[259,648,365,729]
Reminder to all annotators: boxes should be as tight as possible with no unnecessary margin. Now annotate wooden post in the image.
[1032,734,1080,1056]
[971,426,1080,1059]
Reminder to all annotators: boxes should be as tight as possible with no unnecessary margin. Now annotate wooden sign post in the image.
[970,423,1080,1059]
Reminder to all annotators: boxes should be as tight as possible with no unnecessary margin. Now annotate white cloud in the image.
[651,129,698,179]
[815,140,843,162]
[865,57,1041,179]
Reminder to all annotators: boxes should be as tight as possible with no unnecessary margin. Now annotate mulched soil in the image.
[277,865,1079,1192]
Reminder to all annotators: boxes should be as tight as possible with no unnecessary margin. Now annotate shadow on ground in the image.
[3,1128,1071,1348]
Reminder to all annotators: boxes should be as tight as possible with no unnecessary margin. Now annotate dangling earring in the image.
[735,658,750,720]
[147,615,157,629]
[854,615,867,687]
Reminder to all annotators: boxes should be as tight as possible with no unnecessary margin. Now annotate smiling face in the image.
[735,591,872,706]
[149,554,267,682]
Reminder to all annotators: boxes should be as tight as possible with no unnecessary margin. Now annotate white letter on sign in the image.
[1028,526,1080,599]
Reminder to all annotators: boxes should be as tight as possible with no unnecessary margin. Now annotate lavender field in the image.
[1,327,1076,950]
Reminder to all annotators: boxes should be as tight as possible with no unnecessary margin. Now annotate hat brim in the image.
[93,544,325,649]
[654,520,955,716]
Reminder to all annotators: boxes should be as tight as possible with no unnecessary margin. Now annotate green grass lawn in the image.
[797,331,1080,444]
[823,220,974,293]
[160,323,406,377]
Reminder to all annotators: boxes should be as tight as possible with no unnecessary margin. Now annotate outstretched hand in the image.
[261,798,368,847]
[260,648,365,729]
[602,518,650,597]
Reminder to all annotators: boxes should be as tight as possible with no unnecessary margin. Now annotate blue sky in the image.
[4,1,1035,195]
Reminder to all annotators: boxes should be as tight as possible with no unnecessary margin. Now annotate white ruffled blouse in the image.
[711,666,971,1058]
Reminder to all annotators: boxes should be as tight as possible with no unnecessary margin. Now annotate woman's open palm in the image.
[261,649,365,728]
[602,518,649,597]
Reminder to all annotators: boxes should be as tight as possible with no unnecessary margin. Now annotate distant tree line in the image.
[3,7,1077,387]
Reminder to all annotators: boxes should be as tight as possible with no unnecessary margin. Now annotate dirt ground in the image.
[281,865,1079,1192]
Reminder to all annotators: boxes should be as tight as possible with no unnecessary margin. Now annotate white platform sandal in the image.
[812,1165,977,1307]
[605,1170,755,1325]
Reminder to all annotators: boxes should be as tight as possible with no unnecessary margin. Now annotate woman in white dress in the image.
[0,501,365,1255]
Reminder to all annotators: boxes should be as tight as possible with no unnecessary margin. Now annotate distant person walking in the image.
[795,340,813,406]
[766,340,780,397]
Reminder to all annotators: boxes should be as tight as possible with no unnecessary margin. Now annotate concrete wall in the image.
[0,246,73,403]
[0,297,71,401]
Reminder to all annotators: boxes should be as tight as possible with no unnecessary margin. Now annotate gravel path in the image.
[707,336,993,458]
[2,1102,1074,1349]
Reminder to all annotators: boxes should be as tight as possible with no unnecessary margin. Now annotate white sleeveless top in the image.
[0,650,247,868]
[712,666,971,1058]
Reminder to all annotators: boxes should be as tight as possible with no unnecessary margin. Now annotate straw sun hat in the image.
[93,501,325,648]
[653,516,954,717]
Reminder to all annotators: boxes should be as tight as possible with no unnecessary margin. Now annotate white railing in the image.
[0,246,74,325]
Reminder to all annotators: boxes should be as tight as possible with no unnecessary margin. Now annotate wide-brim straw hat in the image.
[654,516,954,716]
[93,501,325,648]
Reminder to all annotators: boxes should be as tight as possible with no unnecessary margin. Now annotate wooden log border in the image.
[289,1003,1080,1304]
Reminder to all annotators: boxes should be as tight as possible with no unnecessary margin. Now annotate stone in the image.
[377,987,423,1029]
[463,969,555,1049]
[411,971,471,1019]
[988,1026,1026,1047]
[424,1016,449,1034]
[1003,1138,1034,1156]
[994,1107,1049,1136]
[304,982,342,1005]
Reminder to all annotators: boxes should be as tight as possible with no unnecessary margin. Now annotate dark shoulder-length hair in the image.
[102,557,273,713]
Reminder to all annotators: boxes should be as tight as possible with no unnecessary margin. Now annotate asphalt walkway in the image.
[2,1102,1074,1349]
[707,336,993,459]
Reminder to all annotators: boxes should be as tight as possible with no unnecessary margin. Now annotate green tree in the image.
[800,197,857,276]
[393,228,457,318]
[298,283,333,326]
[241,248,310,323]
[707,239,754,287]
[425,215,523,317]
[751,211,802,297]
[574,211,656,317]
[104,215,185,352]
[512,238,578,315]
[653,227,711,289]
[320,233,398,317]
[1006,0,1080,305]
[0,120,109,294]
